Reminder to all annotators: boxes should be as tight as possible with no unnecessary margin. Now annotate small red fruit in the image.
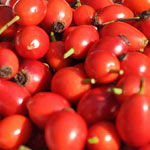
[87,121,121,150]
[46,41,72,71]
[85,51,121,84]
[100,22,148,51]
[0,48,19,80]
[41,0,72,33]
[77,87,120,125]
[64,25,99,59]
[45,109,88,150]
[15,26,50,59]
[116,93,150,147]
[51,66,91,104]
[0,114,32,149]
[73,5,96,25]
[14,59,52,95]
[122,0,150,14]
[0,80,31,116]
[94,4,134,26]
[26,92,70,129]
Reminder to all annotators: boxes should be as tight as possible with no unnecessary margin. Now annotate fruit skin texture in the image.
[15,26,50,59]
[87,121,121,150]
[73,5,96,26]
[116,94,150,147]
[12,0,47,25]
[88,35,129,56]
[77,87,120,125]
[0,48,19,80]
[85,51,120,84]
[122,0,150,14]
[51,66,91,103]
[80,0,114,11]
[41,0,72,32]
[100,22,148,52]
[0,114,32,149]
[45,109,88,150]
[0,80,31,116]
[14,59,52,95]
[26,92,70,129]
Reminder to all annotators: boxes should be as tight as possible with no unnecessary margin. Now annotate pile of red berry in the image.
[1,0,150,150]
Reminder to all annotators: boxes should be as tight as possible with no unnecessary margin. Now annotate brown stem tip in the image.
[14,70,29,86]
[0,66,12,78]
[52,21,65,33]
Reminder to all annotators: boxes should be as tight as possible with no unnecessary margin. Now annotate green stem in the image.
[50,32,56,42]
[76,0,81,7]
[64,48,75,59]
[102,16,140,26]
[139,77,145,95]
[27,45,34,50]
[88,136,99,144]
[0,16,20,35]
[108,87,123,95]
[19,145,32,150]
[82,78,96,84]
[110,69,124,75]
[139,48,144,52]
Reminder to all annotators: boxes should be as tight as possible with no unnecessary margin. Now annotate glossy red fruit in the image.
[73,5,95,25]
[15,26,50,59]
[0,80,31,116]
[51,66,91,104]
[41,0,72,33]
[12,0,47,25]
[88,35,129,56]
[116,94,150,147]
[14,59,52,95]
[87,121,121,150]
[27,92,70,129]
[85,51,121,84]
[120,52,150,77]
[122,0,150,14]
[112,75,150,104]
[100,22,148,51]
[45,109,88,150]
[80,0,114,11]
[64,25,99,59]
[0,115,32,150]
[0,5,17,37]
[94,4,134,26]
[46,41,72,71]
[0,48,19,80]
[77,87,120,125]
